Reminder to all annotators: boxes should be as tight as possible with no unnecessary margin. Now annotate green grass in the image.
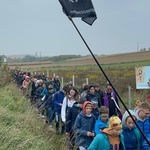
[102,60,150,68]
[26,60,150,72]
[0,84,67,150]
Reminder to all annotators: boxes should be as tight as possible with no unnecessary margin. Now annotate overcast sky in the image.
[0,0,150,57]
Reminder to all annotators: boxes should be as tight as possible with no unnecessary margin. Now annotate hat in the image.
[82,101,92,114]
[109,116,122,129]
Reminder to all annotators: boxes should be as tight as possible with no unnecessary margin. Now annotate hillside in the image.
[64,51,150,66]
[7,51,150,69]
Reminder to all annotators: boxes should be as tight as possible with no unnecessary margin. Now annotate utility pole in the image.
[40,52,41,62]
[137,42,139,51]
[35,52,38,58]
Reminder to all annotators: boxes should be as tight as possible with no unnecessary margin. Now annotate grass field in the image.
[0,84,67,150]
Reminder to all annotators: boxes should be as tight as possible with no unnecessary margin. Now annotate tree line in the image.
[0,54,83,63]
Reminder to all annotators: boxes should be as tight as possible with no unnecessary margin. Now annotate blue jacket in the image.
[74,111,96,149]
[135,110,150,142]
[87,132,125,150]
[53,90,65,112]
[122,110,142,150]
[44,91,54,108]
[94,116,109,135]
[41,87,47,96]
[142,133,150,150]
[122,126,141,150]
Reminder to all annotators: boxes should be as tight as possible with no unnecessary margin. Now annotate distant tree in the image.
[6,54,82,63]
[50,55,81,62]
[22,55,37,62]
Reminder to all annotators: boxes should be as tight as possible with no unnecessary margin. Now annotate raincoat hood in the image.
[82,101,92,114]
[122,110,136,127]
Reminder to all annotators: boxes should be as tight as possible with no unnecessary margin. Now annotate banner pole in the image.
[68,17,150,146]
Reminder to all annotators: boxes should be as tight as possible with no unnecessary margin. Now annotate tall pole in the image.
[137,42,139,51]
[40,52,41,62]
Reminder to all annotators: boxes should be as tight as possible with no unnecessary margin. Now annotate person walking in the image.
[53,85,68,134]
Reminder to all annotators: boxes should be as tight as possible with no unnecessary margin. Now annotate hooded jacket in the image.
[135,109,150,142]
[122,110,141,150]
[88,128,125,150]
[85,93,101,119]
[22,76,30,89]
[142,133,150,150]
[74,101,96,149]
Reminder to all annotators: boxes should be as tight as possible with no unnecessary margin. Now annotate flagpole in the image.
[68,16,150,146]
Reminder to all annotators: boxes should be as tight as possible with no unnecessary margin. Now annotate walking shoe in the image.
[41,115,45,119]
[45,120,48,124]
[48,125,54,131]
[49,125,52,128]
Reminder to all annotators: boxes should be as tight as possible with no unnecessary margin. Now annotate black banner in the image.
[59,0,97,25]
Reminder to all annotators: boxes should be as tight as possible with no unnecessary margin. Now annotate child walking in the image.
[88,116,125,150]
[65,97,85,150]
[94,106,109,135]
[122,110,141,150]
[74,101,95,150]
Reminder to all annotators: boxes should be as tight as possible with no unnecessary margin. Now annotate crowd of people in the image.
[13,70,150,150]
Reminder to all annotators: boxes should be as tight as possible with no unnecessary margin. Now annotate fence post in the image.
[72,75,75,86]
[128,86,132,109]
[86,78,89,85]
[30,71,33,76]
[47,70,49,77]
[61,77,64,89]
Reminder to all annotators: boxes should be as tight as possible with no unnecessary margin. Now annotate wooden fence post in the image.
[128,86,132,109]
[72,75,75,86]
[86,78,89,85]
[61,77,64,89]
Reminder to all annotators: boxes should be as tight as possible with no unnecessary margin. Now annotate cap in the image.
[109,116,122,129]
